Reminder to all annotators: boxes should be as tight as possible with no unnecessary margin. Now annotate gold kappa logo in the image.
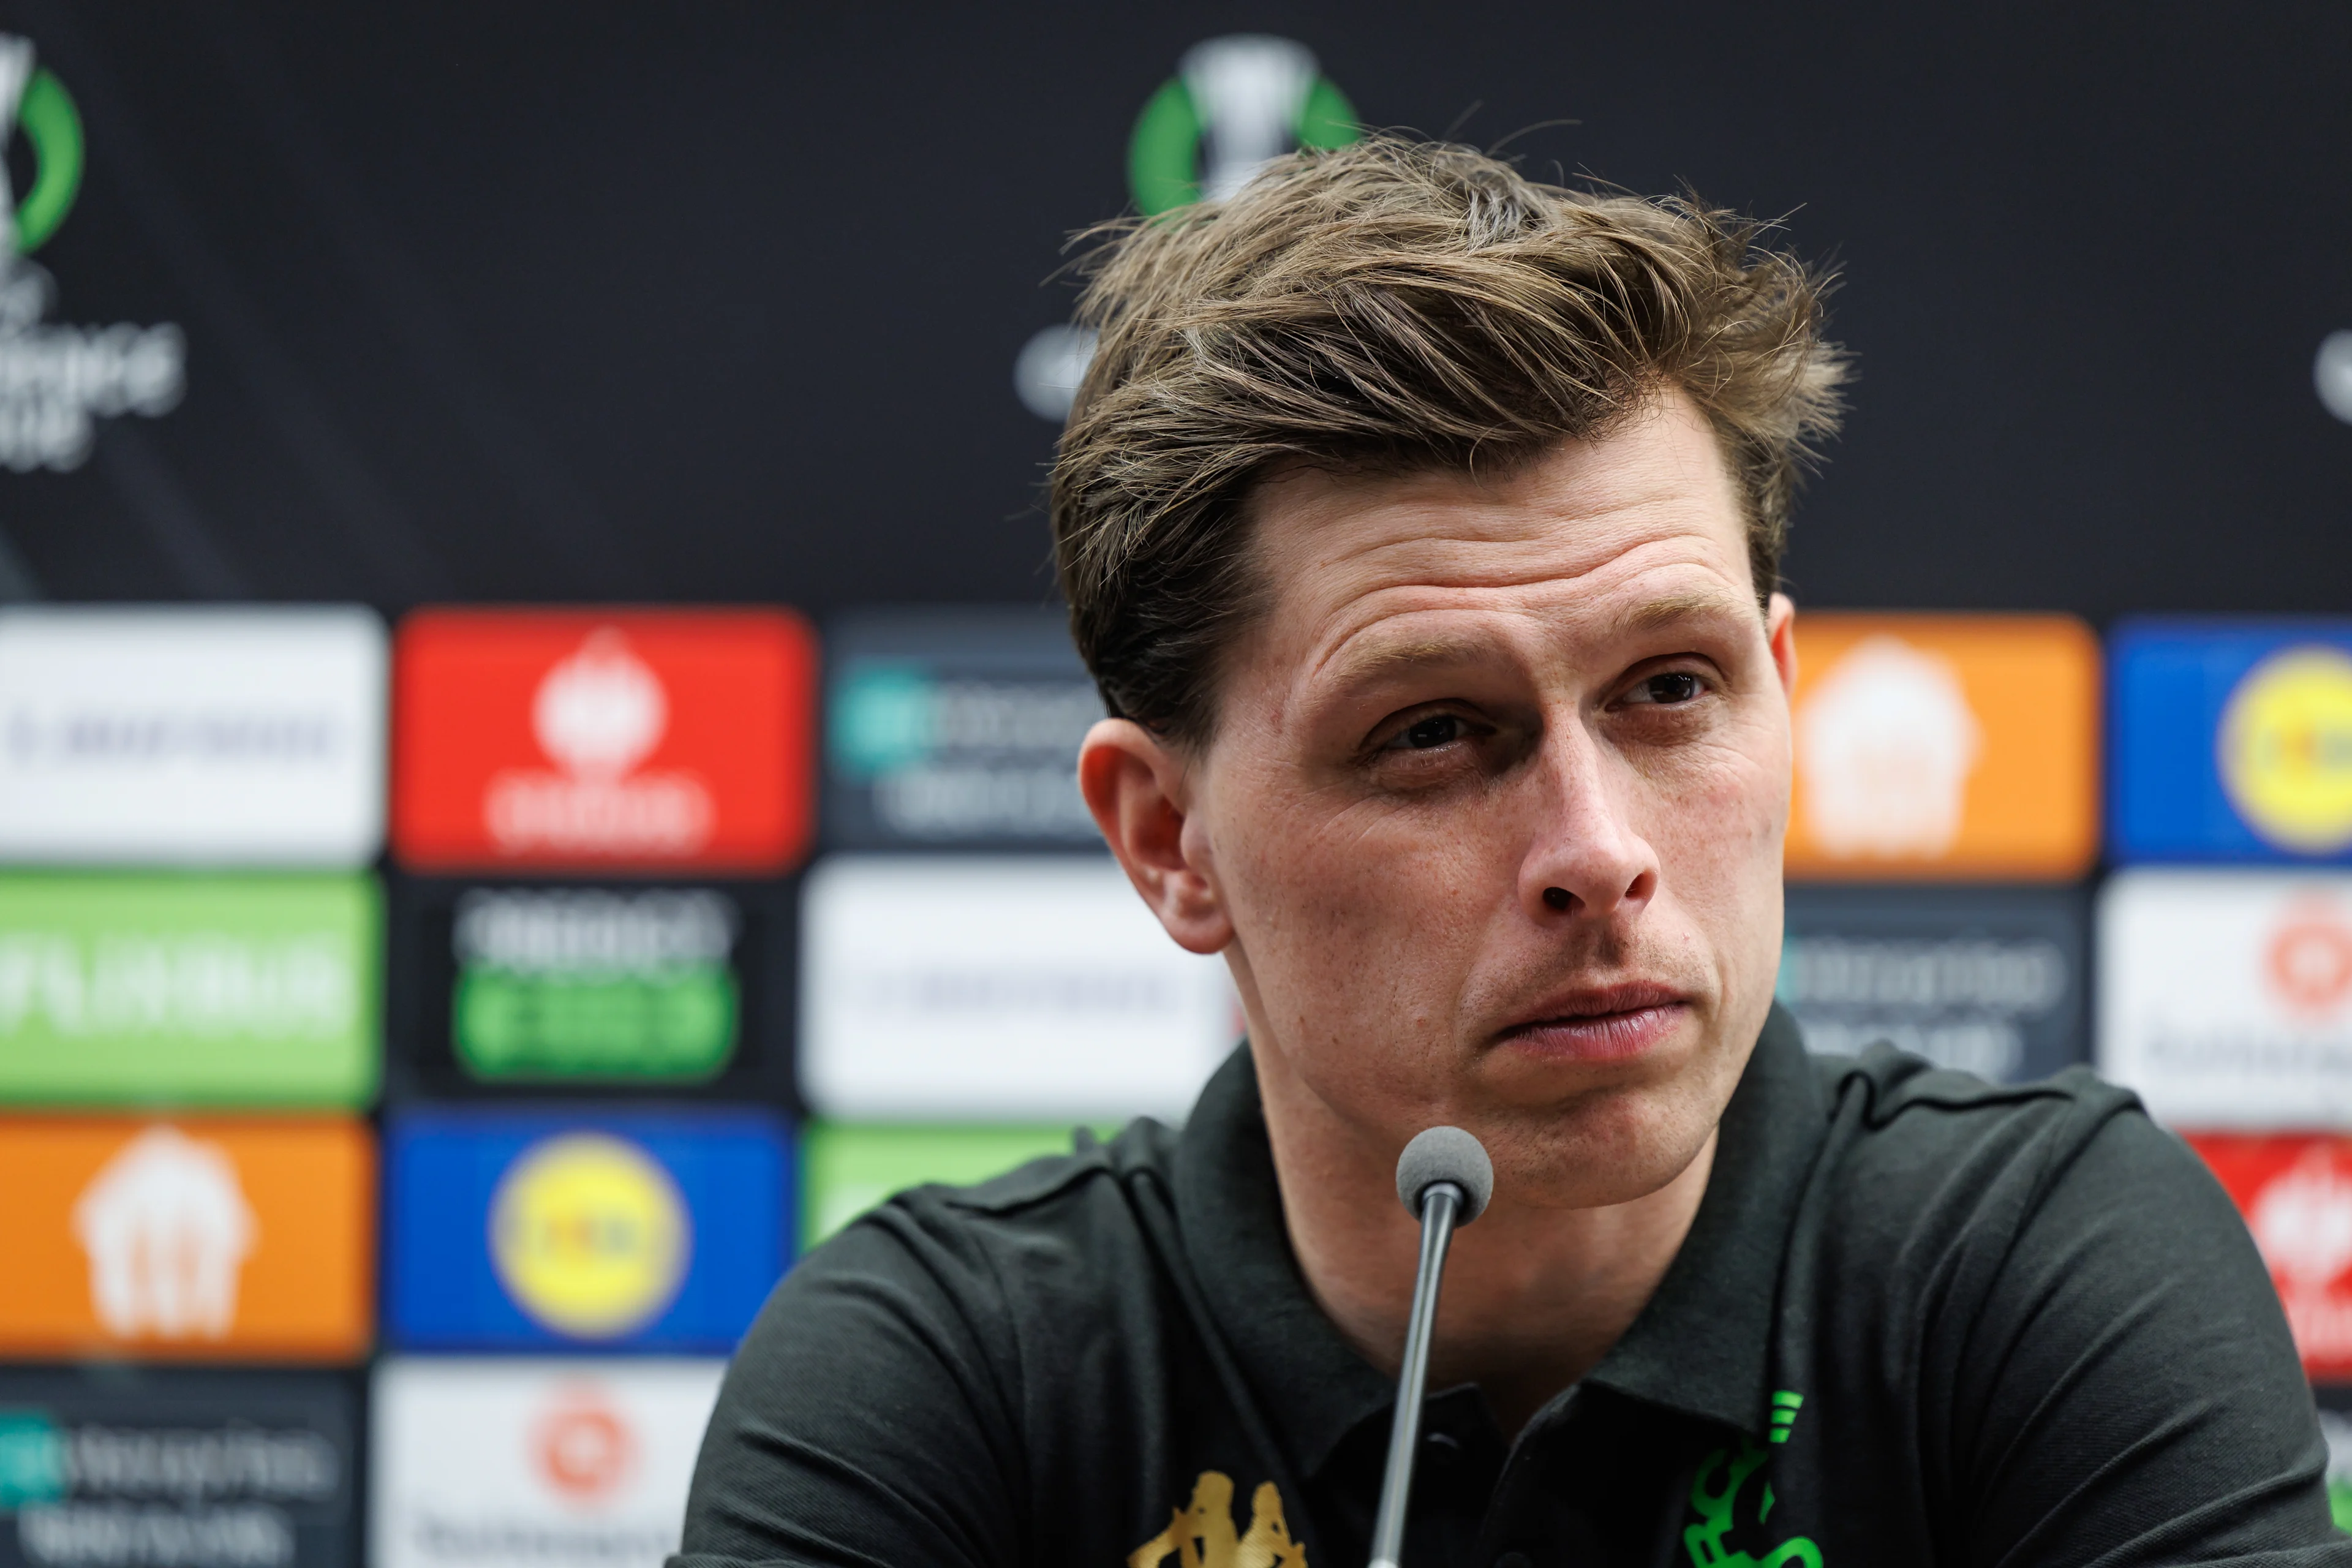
[1129,1471,1306,1568]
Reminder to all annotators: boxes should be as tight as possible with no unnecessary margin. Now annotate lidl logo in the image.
[2110,621,2352,864]
[1786,615,2100,880]
[2218,647,2352,855]
[0,1117,373,1361]
[2187,1136,2352,1379]
[385,1109,786,1352]
[452,888,739,1082]
[489,1133,690,1341]
[393,609,816,874]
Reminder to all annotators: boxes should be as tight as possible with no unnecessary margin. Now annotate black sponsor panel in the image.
[1780,885,2088,1083]
[823,608,1105,852]
[384,875,796,1105]
[0,1368,355,1568]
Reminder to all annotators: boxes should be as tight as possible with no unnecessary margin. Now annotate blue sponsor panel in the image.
[824,607,1106,851]
[2109,619,2352,864]
[384,1107,790,1353]
[1779,884,2088,1083]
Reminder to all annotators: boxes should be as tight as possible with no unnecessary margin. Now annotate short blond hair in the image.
[1049,136,1847,744]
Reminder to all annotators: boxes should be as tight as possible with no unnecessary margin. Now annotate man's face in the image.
[1145,391,1796,1209]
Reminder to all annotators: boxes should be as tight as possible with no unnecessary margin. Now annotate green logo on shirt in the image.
[1684,1392,1822,1567]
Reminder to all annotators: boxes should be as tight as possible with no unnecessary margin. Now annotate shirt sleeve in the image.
[669,1206,1027,1568]
[1951,1102,2345,1564]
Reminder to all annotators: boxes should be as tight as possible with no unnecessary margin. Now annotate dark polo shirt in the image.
[676,1006,2346,1566]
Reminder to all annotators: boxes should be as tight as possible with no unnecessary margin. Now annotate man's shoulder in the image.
[893,1115,1182,1218]
[1796,1039,2218,1253]
[802,1116,1185,1291]
[1807,1039,2140,1133]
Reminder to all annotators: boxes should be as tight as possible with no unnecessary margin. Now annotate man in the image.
[677,140,2342,1564]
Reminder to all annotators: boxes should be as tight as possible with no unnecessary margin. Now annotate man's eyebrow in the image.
[1612,587,1757,638]
[1318,637,1485,685]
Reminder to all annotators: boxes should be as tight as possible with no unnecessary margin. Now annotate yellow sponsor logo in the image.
[489,1133,689,1338]
[2220,646,2352,854]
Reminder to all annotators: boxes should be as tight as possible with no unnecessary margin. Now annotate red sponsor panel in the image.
[2187,1133,2352,1378]
[394,609,815,873]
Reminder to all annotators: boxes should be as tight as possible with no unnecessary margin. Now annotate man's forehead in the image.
[1247,397,1750,607]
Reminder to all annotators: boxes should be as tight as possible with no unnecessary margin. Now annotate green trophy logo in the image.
[0,36,80,258]
[1014,35,1360,423]
[0,34,184,473]
[1126,36,1357,216]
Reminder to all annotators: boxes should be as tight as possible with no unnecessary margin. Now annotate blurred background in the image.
[0,2,2347,1560]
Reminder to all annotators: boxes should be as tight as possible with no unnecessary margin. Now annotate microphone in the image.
[1367,1126,1494,1568]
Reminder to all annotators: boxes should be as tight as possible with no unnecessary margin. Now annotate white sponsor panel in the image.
[370,1358,724,1568]
[801,855,1239,1120]
[0,608,385,864]
[2098,869,2352,1126]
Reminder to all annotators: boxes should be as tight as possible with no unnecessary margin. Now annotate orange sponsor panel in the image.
[1785,614,2100,880]
[0,1117,374,1362]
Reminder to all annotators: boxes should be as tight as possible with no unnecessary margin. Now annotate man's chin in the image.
[1474,1087,1721,1212]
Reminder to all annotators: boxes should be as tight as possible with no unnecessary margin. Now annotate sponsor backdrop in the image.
[0,2,2350,1555]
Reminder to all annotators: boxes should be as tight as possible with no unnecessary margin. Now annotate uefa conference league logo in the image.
[1013,35,1358,423]
[0,34,184,472]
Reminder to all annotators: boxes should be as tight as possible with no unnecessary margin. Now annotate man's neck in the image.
[1254,1060,1718,1440]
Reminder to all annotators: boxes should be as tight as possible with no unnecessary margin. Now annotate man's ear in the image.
[1077,718,1233,957]
[1766,591,1798,702]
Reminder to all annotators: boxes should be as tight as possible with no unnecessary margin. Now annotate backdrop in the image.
[1,0,2348,620]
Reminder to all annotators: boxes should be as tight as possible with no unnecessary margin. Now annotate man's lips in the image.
[1490,982,1692,1062]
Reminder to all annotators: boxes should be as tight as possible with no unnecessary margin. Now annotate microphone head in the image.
[1394,1125,1494,1225]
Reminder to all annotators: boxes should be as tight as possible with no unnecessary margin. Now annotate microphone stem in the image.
[1366,1181,1461,1568]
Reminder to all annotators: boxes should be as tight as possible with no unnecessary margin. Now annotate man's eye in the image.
[1627,671,1704,705]
[1387,714,1465,750]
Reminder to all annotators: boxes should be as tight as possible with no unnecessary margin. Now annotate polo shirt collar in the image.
[1578,1002,1826,1438]
[1172,1002,1827,1479]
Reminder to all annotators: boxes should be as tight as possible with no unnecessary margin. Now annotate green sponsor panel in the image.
[801,1122,1118,1248]
[0,873,379,1107]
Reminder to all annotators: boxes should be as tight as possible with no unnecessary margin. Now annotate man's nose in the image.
[1518,721,1660,921]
